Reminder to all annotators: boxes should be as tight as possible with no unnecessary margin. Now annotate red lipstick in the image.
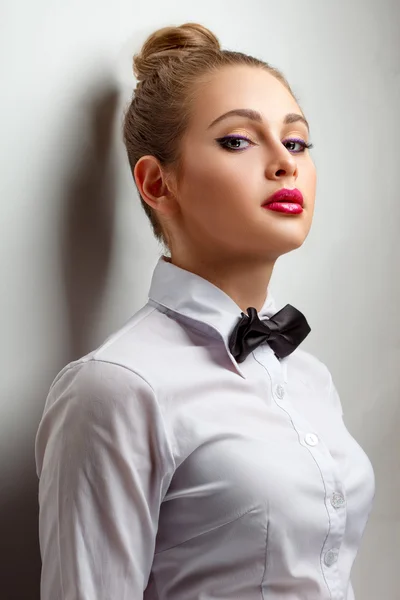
[262,188,304,215]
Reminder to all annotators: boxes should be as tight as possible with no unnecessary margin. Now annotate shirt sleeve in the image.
[35,359,175,600]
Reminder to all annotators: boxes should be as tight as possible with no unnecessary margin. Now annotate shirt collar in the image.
[148,255,277,347]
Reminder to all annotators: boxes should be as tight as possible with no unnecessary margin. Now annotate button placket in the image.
[320,480,347,600]
[298,424,346,599]
[262,357,346,599]
[259,344,287,406]
[255,336,348,599]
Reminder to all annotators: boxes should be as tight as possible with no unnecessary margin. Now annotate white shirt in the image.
[35,255,376,600]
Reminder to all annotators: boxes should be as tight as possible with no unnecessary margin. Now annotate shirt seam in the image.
[154,503,261,556]
[48,305,159,392]
[90,357,177,475]
[49,357,177,476]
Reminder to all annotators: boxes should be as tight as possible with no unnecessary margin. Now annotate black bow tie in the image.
[228,304,311,363]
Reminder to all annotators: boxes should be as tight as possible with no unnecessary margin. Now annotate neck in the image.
[167,252,275,314]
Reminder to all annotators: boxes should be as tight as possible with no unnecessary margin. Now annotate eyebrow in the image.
[207,108,310,132]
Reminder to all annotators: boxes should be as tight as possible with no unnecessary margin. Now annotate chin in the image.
[262,228,310,259]
[256,209,312,254]
[287,229,309,250]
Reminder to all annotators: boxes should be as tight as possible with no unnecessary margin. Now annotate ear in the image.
[134,155,178,217]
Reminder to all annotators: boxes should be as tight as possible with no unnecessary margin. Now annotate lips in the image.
[262,188,304,207]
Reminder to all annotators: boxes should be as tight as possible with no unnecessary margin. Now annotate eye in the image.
[283,138,314,153]
[216,135,314,154]
[216,135,254,152]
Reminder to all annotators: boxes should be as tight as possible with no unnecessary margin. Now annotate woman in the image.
[35,22,375,599]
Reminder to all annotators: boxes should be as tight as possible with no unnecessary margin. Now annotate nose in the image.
[265,141,298,181]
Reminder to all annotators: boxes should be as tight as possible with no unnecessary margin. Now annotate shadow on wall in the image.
[61,84,120,361]
[0,456,43,600]
[0,83,120,600]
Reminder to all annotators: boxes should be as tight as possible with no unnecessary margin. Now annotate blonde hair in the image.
[123,22,295,247]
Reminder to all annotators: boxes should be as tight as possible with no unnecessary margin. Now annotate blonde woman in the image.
[35,22,375,600]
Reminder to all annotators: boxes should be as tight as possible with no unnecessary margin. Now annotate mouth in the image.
[262,188,304,215]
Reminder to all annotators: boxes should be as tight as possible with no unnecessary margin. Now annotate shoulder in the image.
[90,302,192,387]
[40,358,161,446]
[40,301,170,439]
[38,302,178,457]
[49,300,185,397]
[36,357,175,477]
[48,357,156,407]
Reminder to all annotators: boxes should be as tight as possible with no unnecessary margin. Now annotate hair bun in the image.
[133,22,221,82]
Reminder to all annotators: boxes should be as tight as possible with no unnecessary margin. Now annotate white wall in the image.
[1,1,399,598]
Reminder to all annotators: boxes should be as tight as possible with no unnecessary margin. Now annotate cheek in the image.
[300,162,317,206]
[179,149,258,216]
[308,161,317,190]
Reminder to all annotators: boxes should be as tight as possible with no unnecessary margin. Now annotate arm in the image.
[35,359,174,600]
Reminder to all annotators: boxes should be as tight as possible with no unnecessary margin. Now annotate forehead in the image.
[189,65,300,132]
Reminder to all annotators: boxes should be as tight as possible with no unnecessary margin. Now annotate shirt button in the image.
[305,433,319,446]
[324,549,339,566]
[275,384,285,399]
[331,492,346,509]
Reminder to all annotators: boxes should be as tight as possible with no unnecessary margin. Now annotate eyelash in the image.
[216,135,314,153]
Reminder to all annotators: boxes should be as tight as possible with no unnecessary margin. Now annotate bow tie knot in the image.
[228,304,311,363]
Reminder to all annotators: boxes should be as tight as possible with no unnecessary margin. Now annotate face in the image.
[165,65,317,265]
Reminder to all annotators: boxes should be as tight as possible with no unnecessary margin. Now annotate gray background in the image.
[1,1,398,597]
